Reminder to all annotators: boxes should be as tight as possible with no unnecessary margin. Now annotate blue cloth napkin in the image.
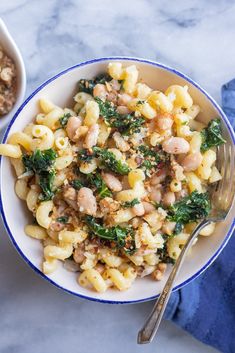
[164,80,235,353]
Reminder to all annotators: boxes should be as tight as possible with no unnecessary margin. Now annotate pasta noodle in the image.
[0,62,225,293]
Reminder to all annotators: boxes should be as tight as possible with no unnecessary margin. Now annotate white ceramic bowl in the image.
[0,57,234,304]
[0,18,26,130]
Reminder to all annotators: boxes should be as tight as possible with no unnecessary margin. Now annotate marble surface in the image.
[1,0,235,352]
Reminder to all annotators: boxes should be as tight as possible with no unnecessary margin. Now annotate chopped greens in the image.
[70,173,112,198]
[70,179,84,190]
[56,216,69,224]
[78,147,130,175]
[158,242,175,264]
[78,149,94,163]
[167,191,211,233]
[173,222,184,235]
[95,98,145,135]
[137,145,169,173]
[93,147,130,175]
[201,118,226,152]
[87,173,112,199]
[95,97,117,121]
[94,73,112,85]
[122,198,140,208]
[118,79,124,90]
[22,149,57,173]
[59,112,72,127]
[85,216,135,253]
[38,170,56,201]
[153,201,165,210]
[22,149,57,200]
[136,100,145,105]
[77,79,94,95]
[77,73,112,95]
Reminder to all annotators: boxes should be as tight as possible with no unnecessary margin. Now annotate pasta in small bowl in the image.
[0,57,234,303]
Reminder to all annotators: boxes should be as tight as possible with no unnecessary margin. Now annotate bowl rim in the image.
[1,56,235,304]
[0,18,26,130]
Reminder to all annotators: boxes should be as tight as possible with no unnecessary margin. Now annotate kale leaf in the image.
[78,145,130,175]
[78,149,94,163]
[95,98,145,135]
[87,173,112,199]
[137,145,169,174]
[122,198,140,208]
[173,222,184,235]
[22,149,57,201]
[22,149,57,174]
[85,216,135,253]
[70,179,84,190]
[95,97,116,121]
[59,112,72,127]
[167,191,211,230]
[70,173,112,198]
[201,118,226,152]
[93,147,130,175]
[157,242,175,264]
[77,73,112,95]
[38,170,56,201]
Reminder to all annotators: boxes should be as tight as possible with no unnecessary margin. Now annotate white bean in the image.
[181,152,203,172]
[83,123,99,149]
[63,186,77,201]
[117,105,130,115]
[150,170,167,185]
[113,131,130,152]
[106,92,117,103]
[66,116,82,141]
[102,173,122,192]
[142,201,156,214]
[77,187,97,216]
[156,114,173,130]
[118,93,132,106]
[132,203,145,216]
[162,191,175,206]
[149,188,162,203]
[162,137,190,154]
[93,84,107,99]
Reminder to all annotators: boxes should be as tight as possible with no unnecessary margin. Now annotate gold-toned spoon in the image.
[138,144,235,344]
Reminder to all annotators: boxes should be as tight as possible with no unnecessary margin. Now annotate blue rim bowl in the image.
[0,56,235,304]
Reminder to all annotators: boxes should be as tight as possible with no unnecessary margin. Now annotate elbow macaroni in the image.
[31,125,55,150]
[165,85,193,109]
[8,132,32,151]
[36,201,53,229]
[84,100,99,126]
[0,62,224,293]
[0,144,22,158]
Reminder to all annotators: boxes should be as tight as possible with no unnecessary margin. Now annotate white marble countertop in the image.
[2,0,235,352]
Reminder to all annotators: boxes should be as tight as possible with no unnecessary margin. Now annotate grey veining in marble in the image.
[1,0,235,352]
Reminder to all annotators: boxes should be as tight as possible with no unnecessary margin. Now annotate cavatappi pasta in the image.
[0,62,226,293]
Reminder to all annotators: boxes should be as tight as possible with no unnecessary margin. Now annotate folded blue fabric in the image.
[164,80,235,353]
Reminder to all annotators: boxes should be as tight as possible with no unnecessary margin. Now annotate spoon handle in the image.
[137,219,210,344]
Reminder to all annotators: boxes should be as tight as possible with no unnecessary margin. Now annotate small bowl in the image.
[0,18,26,130]
[0,57,234,304]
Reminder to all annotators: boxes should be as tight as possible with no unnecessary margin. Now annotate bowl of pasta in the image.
[0,57,234,304]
